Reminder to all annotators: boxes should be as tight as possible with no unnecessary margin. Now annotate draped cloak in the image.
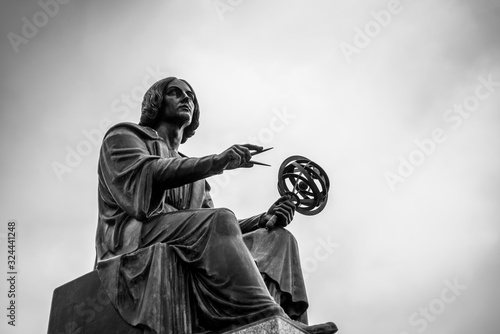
[95,122,308,333]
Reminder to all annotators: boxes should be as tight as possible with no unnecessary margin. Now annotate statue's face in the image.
[161,79,195,126]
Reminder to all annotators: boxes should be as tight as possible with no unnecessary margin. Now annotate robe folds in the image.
[95,122,308,333]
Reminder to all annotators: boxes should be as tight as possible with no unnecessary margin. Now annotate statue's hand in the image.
[214,144,263,171]
[260,196,296,229]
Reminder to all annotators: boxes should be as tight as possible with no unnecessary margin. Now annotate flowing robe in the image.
[95,122,308,333]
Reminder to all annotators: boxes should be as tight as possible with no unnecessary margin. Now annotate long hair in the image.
[139,77,200,143]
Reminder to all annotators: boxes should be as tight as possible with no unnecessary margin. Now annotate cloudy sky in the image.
[1,0,500,333]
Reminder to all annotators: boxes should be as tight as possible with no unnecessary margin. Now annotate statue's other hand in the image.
[261,196,296,229]
[214,144,263,171]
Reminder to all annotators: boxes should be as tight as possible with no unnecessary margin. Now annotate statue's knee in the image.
[215,207,236,221]
[213,208,240,236]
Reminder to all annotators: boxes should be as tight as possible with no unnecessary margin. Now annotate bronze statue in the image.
[94,77,338,334]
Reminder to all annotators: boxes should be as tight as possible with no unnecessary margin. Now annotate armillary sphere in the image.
[266,155,330,229]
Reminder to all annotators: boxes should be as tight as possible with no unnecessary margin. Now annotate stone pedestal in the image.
[48,245,193,334]
[47,271,142,334]
[222,316,307,334]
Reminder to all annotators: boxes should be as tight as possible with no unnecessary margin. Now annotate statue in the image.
[94,77,338,334]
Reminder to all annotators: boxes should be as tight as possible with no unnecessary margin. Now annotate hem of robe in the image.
[96,243,191,334]
[242,228,309,321]
[262,273,309,323]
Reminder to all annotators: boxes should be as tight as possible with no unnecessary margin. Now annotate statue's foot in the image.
[293,321,338,334]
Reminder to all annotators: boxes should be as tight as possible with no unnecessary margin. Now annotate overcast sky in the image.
[1,0,500,333]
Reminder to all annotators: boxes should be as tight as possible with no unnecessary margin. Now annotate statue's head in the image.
[140,77,200,143]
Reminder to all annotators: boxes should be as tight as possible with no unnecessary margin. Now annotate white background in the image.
[1,0,500,333]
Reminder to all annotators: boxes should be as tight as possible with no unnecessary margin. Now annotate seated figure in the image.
[94,77,338,334]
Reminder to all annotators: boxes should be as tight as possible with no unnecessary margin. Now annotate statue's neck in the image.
[154,123,183,151]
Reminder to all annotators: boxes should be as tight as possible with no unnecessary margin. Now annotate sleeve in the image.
[99,129,223,220]
[238,213,266,234]
[151,153,224,190]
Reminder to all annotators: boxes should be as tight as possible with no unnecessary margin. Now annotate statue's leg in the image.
[141,208,285,331]
[243,227,309,323]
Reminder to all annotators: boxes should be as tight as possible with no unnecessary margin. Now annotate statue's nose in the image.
[180,92,192,103]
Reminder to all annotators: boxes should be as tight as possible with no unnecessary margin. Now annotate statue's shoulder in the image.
[104,122,160,140]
